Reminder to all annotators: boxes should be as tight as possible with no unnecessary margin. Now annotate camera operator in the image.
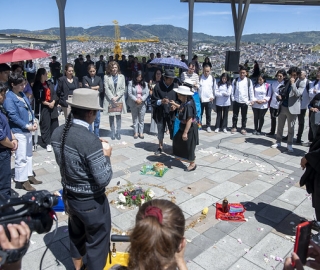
[283,241,320,269]
[272,67,305,152]
[0,221,30,270]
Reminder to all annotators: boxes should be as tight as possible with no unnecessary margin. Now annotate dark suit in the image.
[83,75,103,137]
[56,76,79,107]
[95,61,106,78]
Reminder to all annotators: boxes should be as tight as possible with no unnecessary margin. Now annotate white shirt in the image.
[252,83,271,109]
[300,78,310,110]
[309,80,320,100]
[198,74,215,102]
[181,72,199,90]
[269,80,283,109]
[231,77,254,104]
[215,83,232,106]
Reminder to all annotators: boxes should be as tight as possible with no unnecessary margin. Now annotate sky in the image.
[2,0,320,37]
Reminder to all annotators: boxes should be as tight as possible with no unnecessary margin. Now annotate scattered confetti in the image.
[244,248,250,253]
[275,256,283,262]
[264,258,270,263]
[237,238,242,244]
[30,240,36,245]
[186,239,192,243]
[257,228,264,231]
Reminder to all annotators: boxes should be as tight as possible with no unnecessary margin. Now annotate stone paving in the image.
[14,109,315,270]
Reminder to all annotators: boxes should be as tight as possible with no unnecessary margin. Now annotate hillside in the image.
[1,25,320,44]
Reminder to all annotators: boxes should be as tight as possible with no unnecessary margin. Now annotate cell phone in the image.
[293,221,312,266]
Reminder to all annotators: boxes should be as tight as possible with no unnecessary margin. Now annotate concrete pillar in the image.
[188,0,194,63]
[56,0,67,68]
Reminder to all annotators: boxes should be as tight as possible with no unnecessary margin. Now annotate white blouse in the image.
[215,83,232,106]
[252,83,271,109]
[309,80,320,100]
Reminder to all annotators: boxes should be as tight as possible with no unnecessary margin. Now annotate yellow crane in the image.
[112,20,159,56]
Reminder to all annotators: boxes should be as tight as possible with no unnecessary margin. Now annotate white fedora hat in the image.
[66,88,103,110]
[173,85,194,96]
[183,79,194,88]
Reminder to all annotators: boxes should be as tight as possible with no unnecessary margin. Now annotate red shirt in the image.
[42,82,51,102]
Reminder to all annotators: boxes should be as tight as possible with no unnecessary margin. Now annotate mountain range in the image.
[0,24,319,44]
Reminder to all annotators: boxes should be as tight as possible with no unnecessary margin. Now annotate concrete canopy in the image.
[180,0,320,5]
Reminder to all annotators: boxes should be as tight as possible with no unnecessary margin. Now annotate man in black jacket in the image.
[95,55,106,80]
[151,69,178,155]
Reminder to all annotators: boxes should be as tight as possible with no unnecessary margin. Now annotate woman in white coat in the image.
[104,61,127,140]
[252,75,271,135]
[128,71,149,139]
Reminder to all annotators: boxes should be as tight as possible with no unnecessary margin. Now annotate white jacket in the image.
[199,74,216,103]
[215,83,232,106]
[269,80,283,109]
[252,83,271,109]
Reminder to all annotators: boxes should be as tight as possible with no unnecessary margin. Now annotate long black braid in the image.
[60,112,73,214]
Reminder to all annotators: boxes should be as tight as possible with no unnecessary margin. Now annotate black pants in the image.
[308,110,314,142]
[157,115,173,141]
[232,101,248,129]
[68,194,111,270]
[0,149,11,199]
[269,107,277,134]
[252,108,268,132]
[109,115,121,132]
[297,109,307,138]
[201,102,212,127]
[215,105,229,129]
[40,107,59,145]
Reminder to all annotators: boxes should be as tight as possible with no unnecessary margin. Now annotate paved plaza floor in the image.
[15,109,315,269]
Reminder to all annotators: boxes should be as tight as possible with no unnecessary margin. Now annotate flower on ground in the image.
[123,191,128,196]
[148,189,155,198]
[118,193,126,203]
[141,194,145,199]
[132,195,137,200]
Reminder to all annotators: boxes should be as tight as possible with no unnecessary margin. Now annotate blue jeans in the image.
[89,110,100,137]
[0,149,11,198]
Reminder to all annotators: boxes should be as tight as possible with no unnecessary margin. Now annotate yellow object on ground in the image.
[104,252,129,269]
[202,207,209,215]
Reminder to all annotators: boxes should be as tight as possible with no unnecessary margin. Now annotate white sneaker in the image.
[223,128,228,133]
[287,145,294,152]
[271,142,281,148]
[207,127,212,133]
[214,128,219,133]
[46,145,52,152]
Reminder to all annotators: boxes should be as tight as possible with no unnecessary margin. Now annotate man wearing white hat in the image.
[51,88,113,270]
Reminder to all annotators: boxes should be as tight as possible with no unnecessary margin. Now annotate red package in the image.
[215,203,246,222]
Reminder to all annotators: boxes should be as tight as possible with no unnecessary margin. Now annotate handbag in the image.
[108,102,123,113]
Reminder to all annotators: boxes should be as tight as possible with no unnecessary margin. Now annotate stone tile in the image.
[293,197,315,221]
[202,227,227,244]
[256,199,295,224]
[229,137,246,144]
[180,193,219,216]
[229,216,275,247]
[244,233,293,269]
[215,235,251,257]
[111,209,138,231]
[260,148,280,157]
[200,154,220,163]
[184,228,201,241]
[175,171,210,184]
[161,189,191,205]
[226,191,255,204]
[110,154,129,164]
[33,168,49,176]
[228,171,259,186]
[206,181,242,199]
[161,179,186,191]
[193,245,239,270]
[238,180,273,197]
[214,220,242,234]
[206,170,239,183]
[182,178,218,196]
[278,186,309,206]
[184,242,206,262]
[22,240,70,269]
[228,258,265,270]
[185,261,205,270]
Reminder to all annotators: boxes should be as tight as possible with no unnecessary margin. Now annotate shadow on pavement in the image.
[242,201,306,236]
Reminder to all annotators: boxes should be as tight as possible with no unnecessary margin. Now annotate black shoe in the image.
[282,135,288,141]
[266,132,275,136]
[111,132,115,140]
[116,133,121,140]
[185,164,197,172]
[155,148,162,155]
[134,134,138,139]
[296,136,302,144]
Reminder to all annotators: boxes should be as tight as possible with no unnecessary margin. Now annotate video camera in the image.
[0,190,58,265]
[276,80,290,102]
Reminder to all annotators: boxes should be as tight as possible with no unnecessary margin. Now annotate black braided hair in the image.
[60,112,73,214]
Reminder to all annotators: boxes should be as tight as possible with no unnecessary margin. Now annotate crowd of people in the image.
[1,52,320,270]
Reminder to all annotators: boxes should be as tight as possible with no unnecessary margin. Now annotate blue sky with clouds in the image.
[2,0,320,36]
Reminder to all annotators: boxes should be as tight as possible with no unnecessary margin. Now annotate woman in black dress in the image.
[171,85,199,172]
